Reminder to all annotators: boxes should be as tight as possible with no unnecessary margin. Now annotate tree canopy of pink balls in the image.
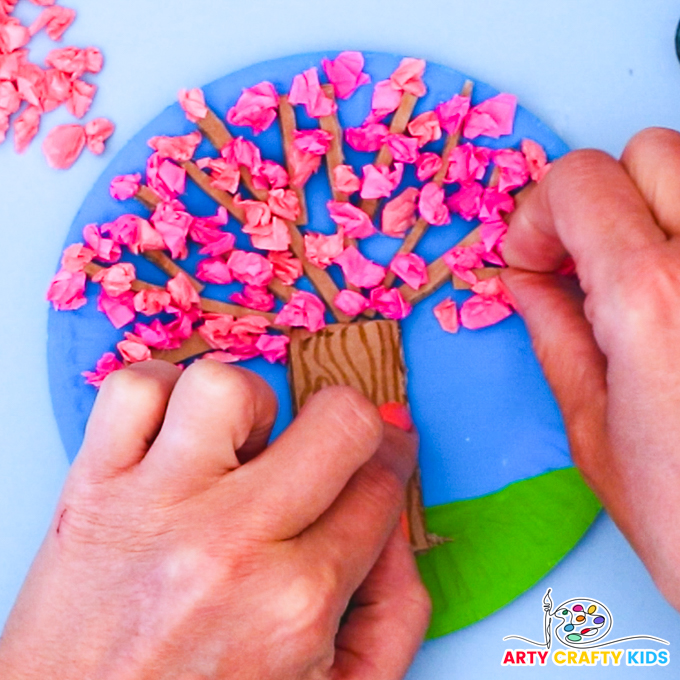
[46,51,557,387]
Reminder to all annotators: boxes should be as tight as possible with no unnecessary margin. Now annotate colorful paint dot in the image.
[593,616,605,625]
[581,628,591,635]
[576,615,586,623]
[562,610,569,616]
[587,605,597,615]
[567,634,582,642]
[573,605,584,612]
[564,624,574,632]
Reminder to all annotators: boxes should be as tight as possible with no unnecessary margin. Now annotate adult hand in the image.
[502,127,680,609]
[0,360,429,679]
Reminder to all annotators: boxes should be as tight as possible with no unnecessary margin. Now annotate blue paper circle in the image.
[48,51,572,508]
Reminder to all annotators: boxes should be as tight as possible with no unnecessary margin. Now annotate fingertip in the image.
[92,359,182,434]
[620,127,680,237]
[621,127,680,166]
[499,266,535,295]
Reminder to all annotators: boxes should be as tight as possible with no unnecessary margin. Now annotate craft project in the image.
[47,52,600,638]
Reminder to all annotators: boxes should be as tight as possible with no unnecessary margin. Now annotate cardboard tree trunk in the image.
[288,319,443,553]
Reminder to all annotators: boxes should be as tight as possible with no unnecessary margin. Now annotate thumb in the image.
[501,268,610,491]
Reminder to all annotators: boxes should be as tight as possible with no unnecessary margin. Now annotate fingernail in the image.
[378,402,413,432]
[400,510,411,542]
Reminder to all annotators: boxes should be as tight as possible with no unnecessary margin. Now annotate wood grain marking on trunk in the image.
[315,329,340,389]
[357,324,378,404]
[339,325,370,402]
[325,331,350,386]
[289,321,407,411]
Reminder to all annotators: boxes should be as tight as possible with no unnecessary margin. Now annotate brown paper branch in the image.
[176,163,290,298]
[399,166,502,304]
[319,85,347,203]
[382,80,474,290]
[138,101,343,319]
[181,160,346,319]
[267,278,294,302]
[453,267,501,290]
[278,93,309,225]
[197,108,269,202]
[151,332,212,364]
[134,185,161,211]
[138,178,288,303]
[169,163,293,304]
[399,225,491,305]
[141,250,204,293]
[196,108,232,150]
[84,262,287,332]
[194,100,349,312]
[318,84,376,312]
[359,92,420,219]
[180,161,247,223]
[130,185,204,293]
[285,220,351,323]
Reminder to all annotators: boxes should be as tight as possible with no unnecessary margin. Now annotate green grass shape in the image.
[418,467,601,639]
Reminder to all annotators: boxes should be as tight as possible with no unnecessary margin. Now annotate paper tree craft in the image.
[47,52,600,637]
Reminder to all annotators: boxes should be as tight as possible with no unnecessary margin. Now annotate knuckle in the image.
[273,564,340,640]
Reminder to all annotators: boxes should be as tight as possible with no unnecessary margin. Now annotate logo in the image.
[501,589,670,667]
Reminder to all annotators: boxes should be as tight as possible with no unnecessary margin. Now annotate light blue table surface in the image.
[1,1,680,677]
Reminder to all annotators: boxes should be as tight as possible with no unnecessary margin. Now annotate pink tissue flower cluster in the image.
[48,52,555,383]
[1,0,114,168]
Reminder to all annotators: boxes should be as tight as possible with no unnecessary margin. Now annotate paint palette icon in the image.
[554,599,612,647]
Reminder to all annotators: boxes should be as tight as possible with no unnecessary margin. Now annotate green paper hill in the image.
[418,466,601,639]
